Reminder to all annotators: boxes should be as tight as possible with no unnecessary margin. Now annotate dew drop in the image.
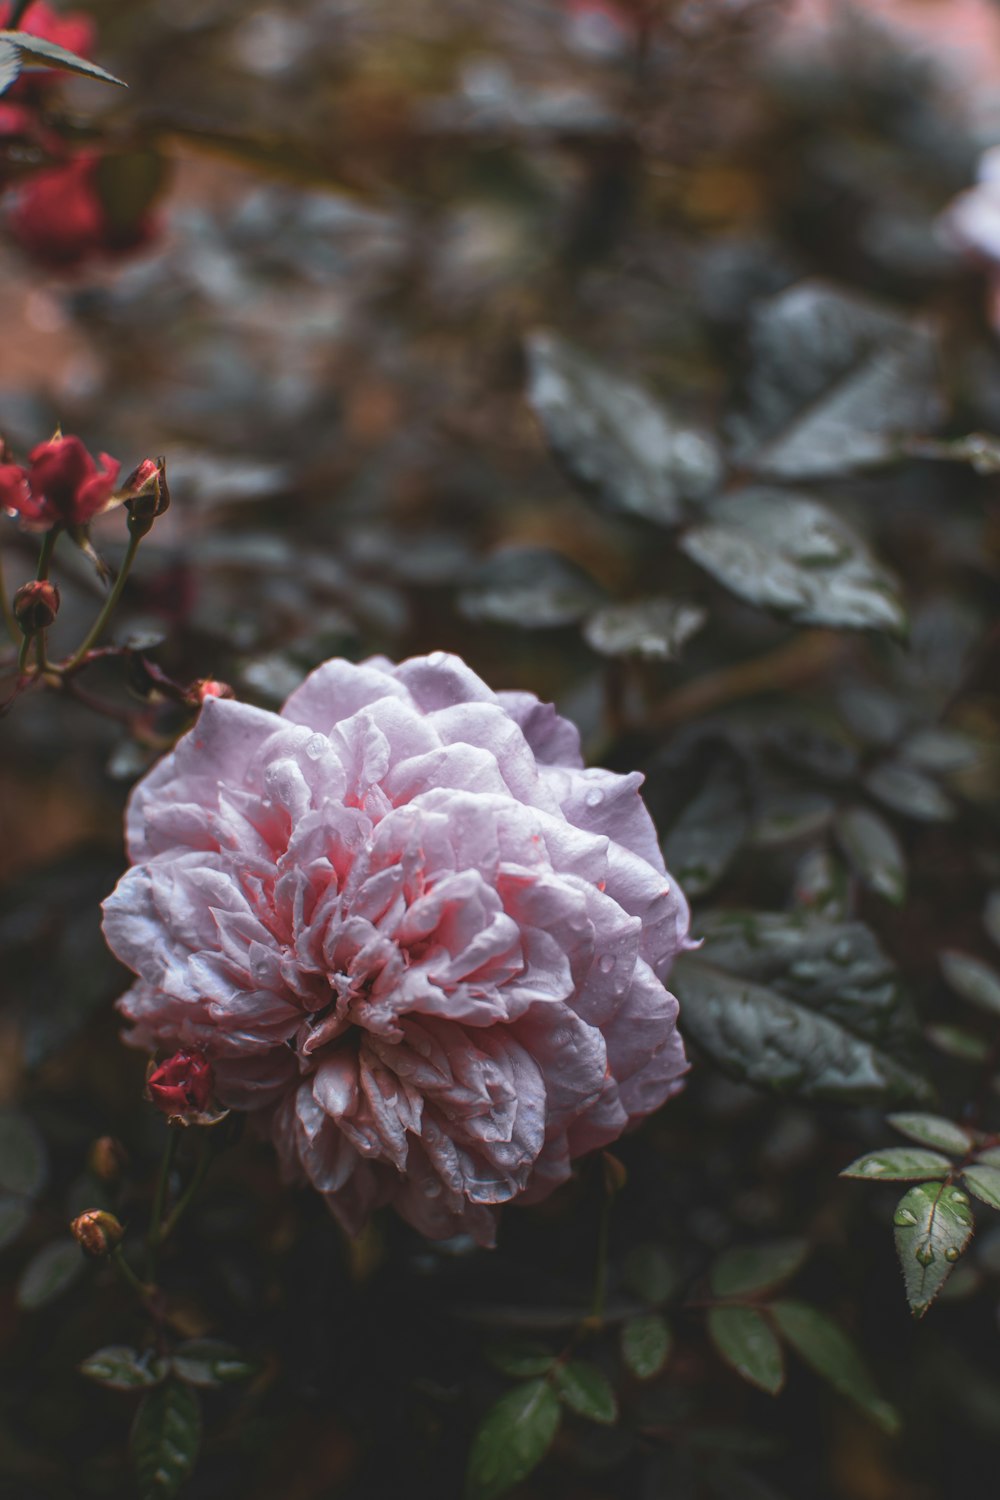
[830,937,853,963]
[585,788,604,808]
[916,1244,935,1266]
[893,1206,918,1226]
[944,1247,961,1262]
[598,954,616,975]
[305,733,328,761]
[862,1160,885,1175]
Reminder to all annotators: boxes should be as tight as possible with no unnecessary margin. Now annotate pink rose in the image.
[103,654,690,1246]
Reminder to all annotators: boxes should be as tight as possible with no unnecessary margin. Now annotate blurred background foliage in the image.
[2,1,1000,1496]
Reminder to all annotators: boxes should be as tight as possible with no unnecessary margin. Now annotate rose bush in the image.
[102,653,690,1245]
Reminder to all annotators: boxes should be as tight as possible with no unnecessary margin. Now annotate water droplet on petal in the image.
[305,733,328,761]
[585,788,604,808]
[598,954,616,974]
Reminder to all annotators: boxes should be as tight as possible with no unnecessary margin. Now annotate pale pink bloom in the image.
[103,653,689,1245]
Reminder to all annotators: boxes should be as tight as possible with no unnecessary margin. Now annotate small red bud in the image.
[146,1050,214,1120]
[189,678,235,706]
[123,456,170,539]
[13,579,60,635]
[71,1209,124,1257]
[87,1135,129,1183]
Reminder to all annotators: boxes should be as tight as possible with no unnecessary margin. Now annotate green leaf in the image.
[0,1113,48,1199]
[893,1182,975,1318]
[621,1314,673,1380]
[0,29,125,88]
[0,1195,30,1251]
[707,1307,785,1395]
[863,761,954,823]
[465,1380,561,1500]
[170,1340,255,1388]
[939,951,1000,1018]
[680,488,905,634]
[672,954,931,1106]
[728,280,941,481]
[925,1024,991,1064]
[887,1113,973,1155]
[525,330,722,527]
[553,1361,617,1424]
[841,1148,950,1182]
[131,1380,201,1500]
[770,1300,899,1435]
[458,546,605,630]
[662,756,749,900]
[621,1244,679,1307]
[709,1239,808,1299]
[484,1341,556,1379]
[834,805,907,906]
[899,728,981,775]
[583,598,707,661]
[962,1166,1000,1211]
[16,1239,84,1311]
[81,1346,168,1392]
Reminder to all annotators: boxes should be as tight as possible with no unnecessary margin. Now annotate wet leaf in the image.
[525,330,723,526]
[680,488,905,634]
[81,1346,168,1392]
[0,1114,47,1200]
[553,1361,617,1424]
[621,1245,679,1307]
[458,546,605,629]
[170,1340,256,1388]
[863,761,955,823]
[709,1239,809,1299]
[707,1307,785,1395]
[16,1239,84,1311]
[0,1195,30,1251]
[962,1166,1000,1211]
[770,1300,899,1434]
[939,952,1000,1018]
[840,1148,950,1182]
[621,1314,672,1380]
[485,1341,557,1379]
[893,1182,975,1318]
[672,953,931,1105]
[466,1379,561,1500]
[834,805,907,906]
[663,755,749,900]
[899,728,982,775]
[0,29,125,89]
[925,1024,991,1064]
[728,280,942,480]
[131,1379,202,1500]
[583,597,707,661]
[887,1114,973,1155]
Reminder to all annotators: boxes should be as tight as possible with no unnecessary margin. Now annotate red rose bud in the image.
[13,578,59,634]
[146,1050,214,1119]
[6,434,120,531]
[189,679,235,706]
[123,457,170,538]
[71,1208,124,1257]
[87,1135,129,1183]
[8,153,158,273]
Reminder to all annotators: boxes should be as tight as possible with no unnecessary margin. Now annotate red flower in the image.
[7,153,158,272]
[5,434,120,530]
[0,2,95,101]
[147,1051,214,1119]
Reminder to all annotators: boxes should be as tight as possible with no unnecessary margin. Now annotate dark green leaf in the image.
[887,1113,973,1155]
[553,1361,617,1424]
[962,1166,1000,1211]
[170,1340,255,1388]
[16,1239,84,1311]
[728,280,941,480]
[751,789,835,848]
[484,1341,556,1379]
[709,1239,808,1298]
[525,330,722,526]
[0,1195,30,1251]
[834,805,907,906]
[925,1024,991,1064]
[680,488,905,633]
[0,28,125,87]
[863,761,955,823]
[841,1148,950,1182]
[621,1314,672,1380]
[621,1244,679,1307]
[0,1113,47,1199]
[940,952,1000,1018]
[672,954,931,1105]
[663,755,749,900]
[707,1307,785,1395]
[81,1347,168,1392]
[770,1300,899,1435]
[465,1379,561,1500]
[458,546,605,629]
[583,598,707,661]
[131,1380,202,1500]
[893,1182,975,1317]
[899,728,981,775]
[904,431,1000,473]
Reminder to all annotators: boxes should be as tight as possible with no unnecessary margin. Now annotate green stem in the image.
[146,1126,179,1273]
[112,1245,158,1310]
[157,1134,213,1247]
[0,565,18,647]
[17,632,34,674]
[63,531,139,670]
[36,527,57,581]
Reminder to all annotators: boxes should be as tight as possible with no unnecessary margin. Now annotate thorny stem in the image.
[63,531,140,671]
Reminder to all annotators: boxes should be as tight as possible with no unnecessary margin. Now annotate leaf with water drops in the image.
[583,597,707,661]
[834,805,907,906]
[621,1314,673,1380]
[962,1166,1000,1211]
[893,1182,975,1318]
[553,1361,617,1424]
[16,1239,84,1311]
[841,1148,950,1182]
[81,1346,168,1392]
[0,29,125,89]
[662,756,749,900]
[939,952,1000,1018]
[709,1239,808,1299]
[466,1379,561,1500]
[131,1379,202,1500]
[458,546,605,629]
[170,1340,256,1388]
[769,1301,899,1435]
[925,1024,991,1064]
[887,1114,974,1155]
[707,1307,785,1395]
[862,761,955,823]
